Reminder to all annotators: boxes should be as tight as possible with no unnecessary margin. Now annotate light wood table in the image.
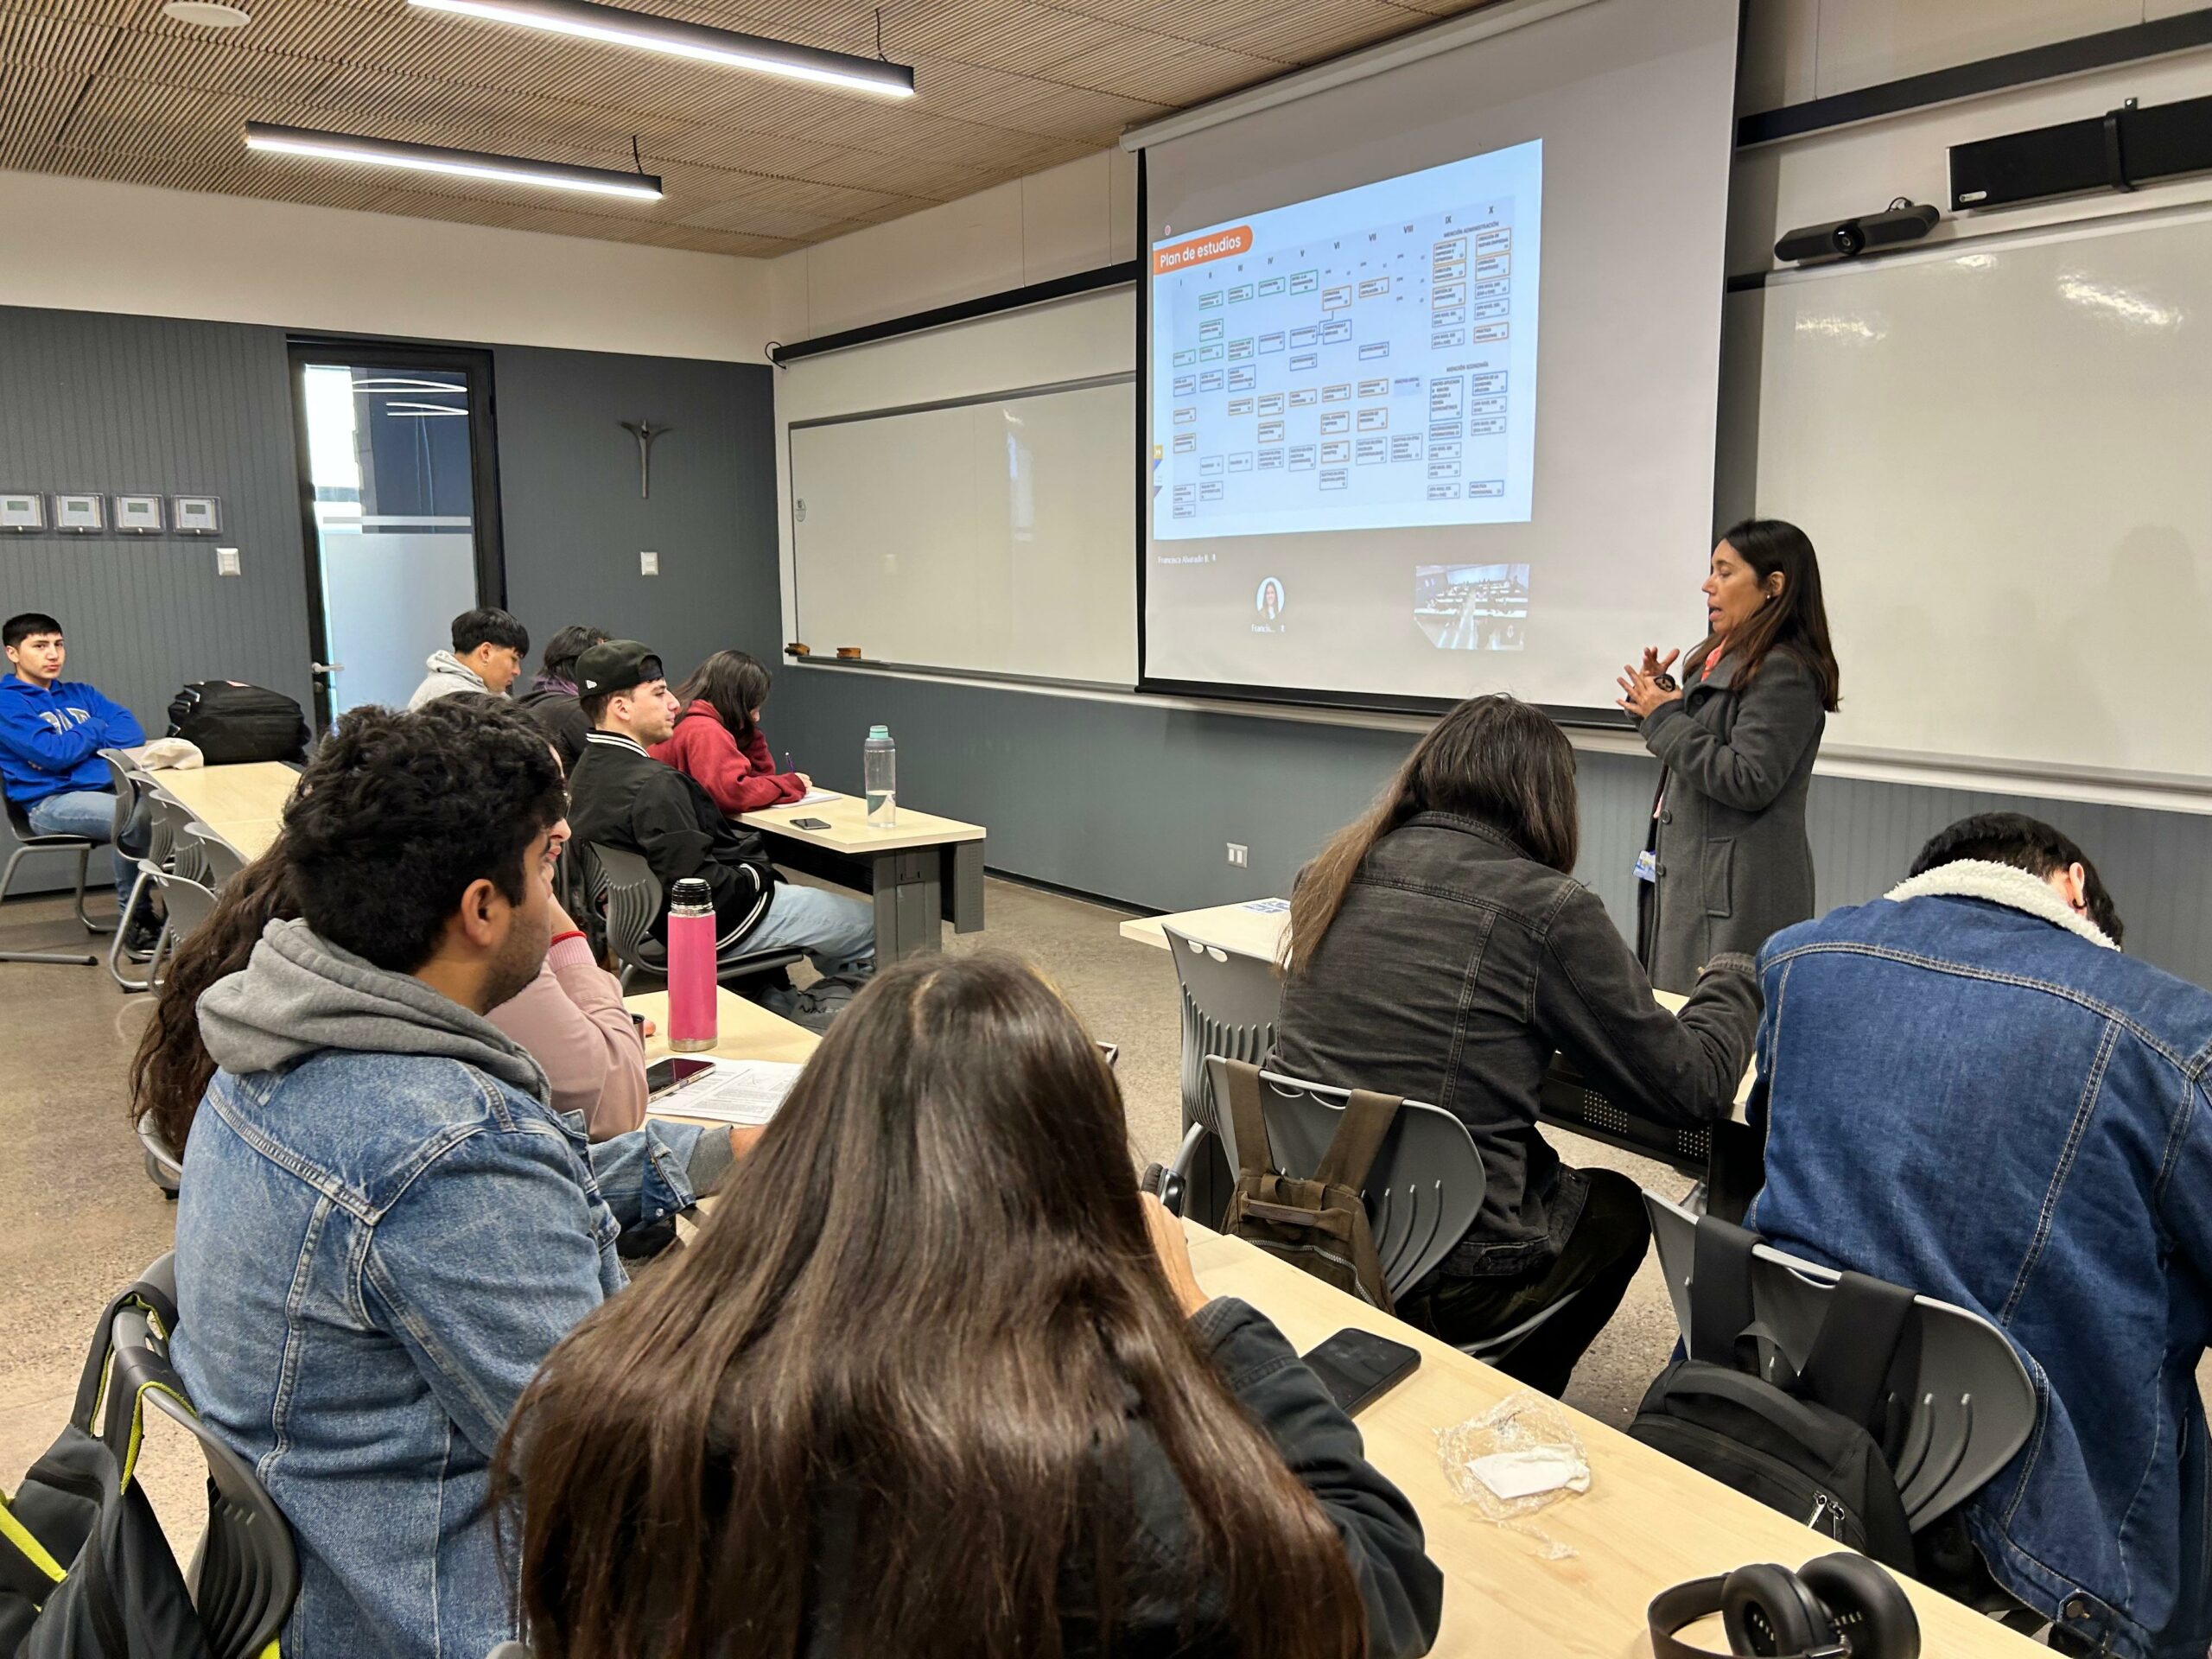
[740,793,987,963]
[628,987,819,1068]
[149,760,298,829]
[1185,1223,2039,1659]
[626,987,818,1135]
[1120,897,1290,961]
[1128,898,1752,1184]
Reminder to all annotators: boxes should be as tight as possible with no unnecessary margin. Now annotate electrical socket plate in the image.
[1226,842,1248,867]
[639,550,659,575]
[216,546,240,576]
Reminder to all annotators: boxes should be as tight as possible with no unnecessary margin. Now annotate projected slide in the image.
[1150,140,1541,543]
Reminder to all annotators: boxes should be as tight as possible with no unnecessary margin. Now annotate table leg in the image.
[870,849,944,961]
[948,840,985,933]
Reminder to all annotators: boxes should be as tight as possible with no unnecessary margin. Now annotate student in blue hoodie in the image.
[0,611,156,944]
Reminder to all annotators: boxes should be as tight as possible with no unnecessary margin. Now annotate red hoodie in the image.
[650,701,806,816]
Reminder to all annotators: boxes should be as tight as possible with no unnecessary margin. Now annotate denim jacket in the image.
[1745,865,2212,1659]
[170,920,707,1659]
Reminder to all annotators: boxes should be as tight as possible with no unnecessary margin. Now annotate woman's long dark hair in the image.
[1696,518,1840,710]
[129,839,300,1154]
[1285,694,1579,978]
[496,952,1367,1659]
[674,649,772,743]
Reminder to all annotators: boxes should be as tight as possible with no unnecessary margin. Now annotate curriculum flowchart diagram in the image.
[1150,140,1542,541]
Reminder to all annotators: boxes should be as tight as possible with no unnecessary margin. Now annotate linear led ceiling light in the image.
[245,123,664,199]
[407,0,915,97]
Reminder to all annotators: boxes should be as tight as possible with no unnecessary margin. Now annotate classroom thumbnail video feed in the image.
[1415,563,1529,651]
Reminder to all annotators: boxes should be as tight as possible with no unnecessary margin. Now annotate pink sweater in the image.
[486,934,647,1139]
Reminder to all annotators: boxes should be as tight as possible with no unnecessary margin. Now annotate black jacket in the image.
[1273,813,1758,1278]
[566,731,775,946]
[515,680,591,774]
[804,1298,1443,1658]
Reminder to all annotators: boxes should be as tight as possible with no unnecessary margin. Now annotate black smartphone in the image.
[1302,1328,1421,1417]
[645,1057,715,1099]
[791,817,834,830]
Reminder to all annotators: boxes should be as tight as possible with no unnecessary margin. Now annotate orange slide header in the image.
[1153,226,1252,274]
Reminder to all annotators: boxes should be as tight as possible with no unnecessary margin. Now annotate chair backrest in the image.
[1205,1058,1484,1301]
[149,871,219,986]
[182,823,250,890]
[99,747,148,838]
[1165,926,1281,1142]
[582,842,664,981]
[143,789,196,879]
[111,1253,299,1659]
[1643,1192,2037,1531]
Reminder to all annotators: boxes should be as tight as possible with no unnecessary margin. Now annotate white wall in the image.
[1739,0,2180,112]
[0,168,774,361]
[761,150,1138,342]
[1731,41,2212,278]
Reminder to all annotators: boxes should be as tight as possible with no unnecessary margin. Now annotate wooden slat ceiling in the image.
[0,0,1501,254]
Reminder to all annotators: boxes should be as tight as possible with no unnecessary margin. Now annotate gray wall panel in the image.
[0,309,772,902]
[493,346,779,681]
[769,667,2212,987]
[0,305,313,896]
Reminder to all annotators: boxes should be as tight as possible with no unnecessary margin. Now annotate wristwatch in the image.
[1652,673,1679,692]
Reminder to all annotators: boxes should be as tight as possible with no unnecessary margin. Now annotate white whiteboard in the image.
[789,378,1137,687]
[1726,208,2212,798]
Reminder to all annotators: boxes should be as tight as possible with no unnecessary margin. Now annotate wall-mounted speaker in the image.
[1951,91,2212,211]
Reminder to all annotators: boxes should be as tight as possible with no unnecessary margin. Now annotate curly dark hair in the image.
[1910,811,2125,945]
[130,839,300,1156]
[285,698,566,972]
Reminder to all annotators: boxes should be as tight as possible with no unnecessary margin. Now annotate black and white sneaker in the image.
[122,912,164,961]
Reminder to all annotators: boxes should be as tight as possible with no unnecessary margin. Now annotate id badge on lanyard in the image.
[1634,850,1658,884]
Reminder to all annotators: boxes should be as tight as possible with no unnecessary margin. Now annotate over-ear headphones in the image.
[1648,1554,1920,1659]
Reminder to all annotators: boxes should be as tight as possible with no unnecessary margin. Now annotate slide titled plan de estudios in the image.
[1150,142,1541,542]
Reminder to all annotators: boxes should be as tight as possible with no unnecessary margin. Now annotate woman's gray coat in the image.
[1636,645,1827,992]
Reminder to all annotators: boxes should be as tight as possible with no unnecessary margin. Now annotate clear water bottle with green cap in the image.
[864,724,896,830]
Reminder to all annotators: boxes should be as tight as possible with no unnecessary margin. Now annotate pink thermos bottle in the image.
[666,877,717,1052]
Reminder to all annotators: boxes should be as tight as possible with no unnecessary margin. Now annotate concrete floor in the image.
[6,874,2202,1565]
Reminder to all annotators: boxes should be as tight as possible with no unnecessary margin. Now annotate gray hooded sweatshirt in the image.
[195,918,721,1213]
[405,649,490,710]
[199,917,550,1100]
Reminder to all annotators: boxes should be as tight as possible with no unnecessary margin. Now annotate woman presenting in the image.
[1617,518,1840,991]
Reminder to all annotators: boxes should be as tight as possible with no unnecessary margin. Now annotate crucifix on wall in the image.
[620,420,673,498]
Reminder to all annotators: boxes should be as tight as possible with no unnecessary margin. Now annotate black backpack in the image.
[1630,1216,1921,1570]
[166,683,308,766]
[0,1281,208,1656]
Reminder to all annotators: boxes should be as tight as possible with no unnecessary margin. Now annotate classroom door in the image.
[289,343,505,728]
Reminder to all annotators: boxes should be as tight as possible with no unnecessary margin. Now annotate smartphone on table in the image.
[1302,1328,1421,1417]
[645,1057,715,1100]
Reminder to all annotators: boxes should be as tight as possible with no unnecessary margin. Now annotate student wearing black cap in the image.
[564,641,874,1021]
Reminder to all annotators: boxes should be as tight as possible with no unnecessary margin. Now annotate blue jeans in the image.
[24,788,147,912]
[734,881,876,979]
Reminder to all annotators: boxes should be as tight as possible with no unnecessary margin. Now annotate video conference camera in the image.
[1774,200,1939,264]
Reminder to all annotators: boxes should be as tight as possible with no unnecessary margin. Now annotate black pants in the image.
[1394,1168,1650,1398]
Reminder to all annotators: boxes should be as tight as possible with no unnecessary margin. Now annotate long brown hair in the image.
[1694,518,1841,710]
[129,839,300,1154]
[495,952,1366,1659]
[674,649,772,743]
[1285,694,1579,979]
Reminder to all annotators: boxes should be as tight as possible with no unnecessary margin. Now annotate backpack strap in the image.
[1313,1088,1404,1192]
[1800,1271,1923,1446]
[1219,1060,1277,1181]
[1688,1216,1759,1366]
